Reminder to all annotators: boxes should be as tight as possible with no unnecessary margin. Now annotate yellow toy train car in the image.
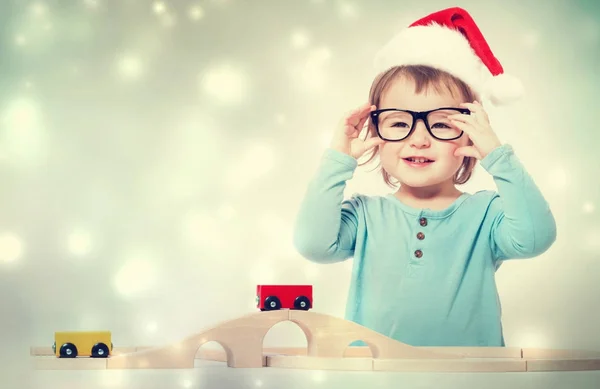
[52,331,113,358]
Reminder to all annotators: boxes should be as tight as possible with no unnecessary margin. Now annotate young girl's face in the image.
[376,77,471,190]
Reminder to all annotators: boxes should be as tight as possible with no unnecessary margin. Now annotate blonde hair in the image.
[360,65,479,188]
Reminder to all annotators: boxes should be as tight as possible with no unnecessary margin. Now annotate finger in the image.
[348,102,373,120]
[356,105,376,130]
[347,103,375,130]
[344,125,357,136]
[448,118,476,138]
[448,113,476,126]
[459,101,489,124]
[454,145,482,160]
[342,103,368,126]
[363,135,385,151]
[459,102,480,112]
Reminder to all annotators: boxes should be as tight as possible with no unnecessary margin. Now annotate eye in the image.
[391,122,410,128]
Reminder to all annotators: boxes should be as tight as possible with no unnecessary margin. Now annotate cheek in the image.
[438,144,459,159]
[379,143,402,162]
[439,138,469,159]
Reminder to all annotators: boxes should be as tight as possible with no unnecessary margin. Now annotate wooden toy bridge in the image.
[31,310,600,372]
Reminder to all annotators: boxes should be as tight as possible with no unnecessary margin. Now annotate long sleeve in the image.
[481,144,557,261]
[293,148,362,263]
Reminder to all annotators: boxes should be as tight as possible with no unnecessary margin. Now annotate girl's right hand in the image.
[330,102,385,159]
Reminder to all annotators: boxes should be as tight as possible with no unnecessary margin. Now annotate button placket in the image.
[415,216,427,259]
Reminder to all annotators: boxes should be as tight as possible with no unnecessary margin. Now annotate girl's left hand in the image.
[448,101,502,160]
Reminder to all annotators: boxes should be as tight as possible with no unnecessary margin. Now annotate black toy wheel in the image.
[263,296,281,311]
[294,296,311,310]
[91,342,110,358]
[59,343,78,358]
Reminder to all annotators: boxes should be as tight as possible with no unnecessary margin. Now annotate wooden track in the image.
[30,310,600,372]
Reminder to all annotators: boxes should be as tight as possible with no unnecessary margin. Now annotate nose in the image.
[408,120,431,148]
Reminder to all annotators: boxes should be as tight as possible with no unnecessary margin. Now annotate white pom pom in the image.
[485,73,524,106]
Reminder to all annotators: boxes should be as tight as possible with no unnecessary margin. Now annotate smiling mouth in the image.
[403,157,435,163]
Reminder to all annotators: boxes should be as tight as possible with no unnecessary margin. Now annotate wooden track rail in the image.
[30,310,600,372]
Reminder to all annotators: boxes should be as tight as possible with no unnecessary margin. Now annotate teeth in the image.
[408,157,430,163]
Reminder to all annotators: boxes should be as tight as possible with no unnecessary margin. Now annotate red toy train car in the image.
[256,285,312,311]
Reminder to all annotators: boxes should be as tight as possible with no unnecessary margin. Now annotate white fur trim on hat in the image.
[373,23,523,105]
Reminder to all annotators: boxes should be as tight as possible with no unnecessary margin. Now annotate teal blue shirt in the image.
[293,144,556,347]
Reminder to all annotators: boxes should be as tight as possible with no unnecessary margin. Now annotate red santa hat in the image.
[373,7,524,105]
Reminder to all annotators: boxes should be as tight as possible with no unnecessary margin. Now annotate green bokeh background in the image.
[0,1,599,387]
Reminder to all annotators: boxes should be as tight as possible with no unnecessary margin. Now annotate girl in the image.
[293,8,556,347]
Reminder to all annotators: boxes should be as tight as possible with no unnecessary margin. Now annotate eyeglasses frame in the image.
[369,107,471,142]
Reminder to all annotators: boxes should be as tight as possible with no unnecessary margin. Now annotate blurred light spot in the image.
[225,142,276,190]
[188,5,205,20]
[84,0,99,9]
[310,47,331,65]
[153,1,166,14]
[583,201,595,213]
[116,54,143,81]
[312,370,326,382]
[0,233,23,263]
[67,229,93,256]
[15,34,26,46]
[181,379,193,388]
[255,379,263,387]
[3,98,37,128]
[523,31,539,47]
[291,47,332,90]
[291,29,310,48]
[145,321,158,333]
[320,129,333,149]
[511,327,549,348]
[1,98,44,164]
[275,113,286,125]
[199,64,247,104]
[548,167,568,189]
[338,2,358,19]
[113,253,158,298]
[30,2,48,17]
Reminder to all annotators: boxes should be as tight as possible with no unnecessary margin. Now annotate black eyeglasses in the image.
[370,107,471,141]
